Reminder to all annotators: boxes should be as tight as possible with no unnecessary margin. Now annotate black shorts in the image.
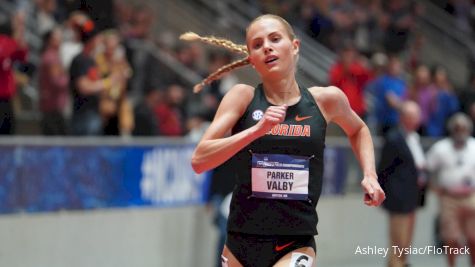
[225,231,316,267]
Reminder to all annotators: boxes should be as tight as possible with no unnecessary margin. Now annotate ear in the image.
[292,39,300,57]
[247,55,255,68]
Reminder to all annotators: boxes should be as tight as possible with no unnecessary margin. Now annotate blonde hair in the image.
[180,14,296,93]
[247,14,296,41]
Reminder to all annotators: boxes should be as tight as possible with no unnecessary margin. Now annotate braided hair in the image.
[180,32,249,93]
[180,14,297,93]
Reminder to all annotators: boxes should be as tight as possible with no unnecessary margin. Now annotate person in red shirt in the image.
[0,14,28,134]
[154,84,185,136]
[329,42,371,118]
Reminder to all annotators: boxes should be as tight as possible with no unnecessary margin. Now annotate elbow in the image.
[191,154,205,174]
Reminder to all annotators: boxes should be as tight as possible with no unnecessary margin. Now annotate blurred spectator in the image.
[406,64,436,133]
[365,52,388,133]
[53,0,79,22]
[186,110,210,143]
[425,66,460,137]
[308,0,336,49]
[374,56,407,135]
[426,113,475,267]
[444,0,474,34]
[378,101,426,267]
[381,0,416,54]
[0,13,28,135]
[352,0,385,55]
[69,19,119,135]
[39,27,69,135]
[154,84,186,136]
[459,72,475,136]
[36,0,58,36]
[201,51,238,121]
[329,41,371,118]
[406,32,426,72]
[122,5,153,40]
[121,4,176,107]
[78,0,116,32]
[59,11,87,70]
[175,43,204,72]
[132,88,161,136]
[96,30,134,136]
[329,0,357,47]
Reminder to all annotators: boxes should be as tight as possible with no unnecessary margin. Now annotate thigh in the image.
[462,195,475,239]
[222,245,244,267]
[273,246,316,267]
[440,196,463,242]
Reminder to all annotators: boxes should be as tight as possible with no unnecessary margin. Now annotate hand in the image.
[253,105,287,137]
[361,176,385,207]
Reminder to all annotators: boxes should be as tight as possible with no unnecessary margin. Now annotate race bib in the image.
[251,153,309,200]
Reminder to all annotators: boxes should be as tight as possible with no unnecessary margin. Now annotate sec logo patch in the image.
[252,110,263,121]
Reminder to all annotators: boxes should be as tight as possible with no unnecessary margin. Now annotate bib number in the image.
[251,153,309,200]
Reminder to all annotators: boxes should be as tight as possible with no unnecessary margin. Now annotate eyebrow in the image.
[250,31,280,42]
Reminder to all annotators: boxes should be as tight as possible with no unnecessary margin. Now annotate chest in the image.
[239,99,326,156]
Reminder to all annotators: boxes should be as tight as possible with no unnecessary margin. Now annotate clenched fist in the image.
[253,105,287,137]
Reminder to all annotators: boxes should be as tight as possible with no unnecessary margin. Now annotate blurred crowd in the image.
[250,0,475,137]
[0,0,475,138]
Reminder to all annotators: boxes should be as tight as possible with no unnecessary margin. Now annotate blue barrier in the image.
[0,142,347,214]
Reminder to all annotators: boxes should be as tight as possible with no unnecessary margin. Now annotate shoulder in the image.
[429,138,451,154]
[218,83,256,114]
[308,85,346,105]
[467,137,475,148]
[224,83,255,102]
[308,86,349,120]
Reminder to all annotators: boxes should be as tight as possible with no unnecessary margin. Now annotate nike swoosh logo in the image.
[295,115,312,122]
[275,241,295,252]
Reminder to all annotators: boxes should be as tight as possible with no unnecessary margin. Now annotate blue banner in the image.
[0,144,210,214]
[0,143,347,214]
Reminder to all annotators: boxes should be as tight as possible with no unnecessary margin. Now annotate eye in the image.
[252,41,262,49]
[271,36,281,42]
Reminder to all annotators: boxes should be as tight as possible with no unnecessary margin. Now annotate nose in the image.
[263,41,273,54]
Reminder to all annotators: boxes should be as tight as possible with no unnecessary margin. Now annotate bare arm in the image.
[192,84,287,173]
[311,86,385,206]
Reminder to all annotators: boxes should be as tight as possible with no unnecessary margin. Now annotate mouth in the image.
[264,55,279,64]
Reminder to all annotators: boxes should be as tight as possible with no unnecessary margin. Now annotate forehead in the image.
[246,18,287,42]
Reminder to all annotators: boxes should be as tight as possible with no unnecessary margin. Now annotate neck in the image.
[262,77,300,106]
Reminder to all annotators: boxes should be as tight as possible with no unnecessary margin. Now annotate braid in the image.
[193,57,250,93]
[180,32,248,55]
[180,31,251,93]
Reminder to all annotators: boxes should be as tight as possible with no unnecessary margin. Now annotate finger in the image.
[267,109,287,118]
[265,112,285,121]
[377,190,386,205]
[268,106,288,114]
[267,108,287,117]
[370,190,384,206]
[370,188,379,204]
[364,193,374,206]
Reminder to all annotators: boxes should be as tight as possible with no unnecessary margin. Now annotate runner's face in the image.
[246,18,299,79]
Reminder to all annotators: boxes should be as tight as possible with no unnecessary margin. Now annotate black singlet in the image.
[226,83,327,236]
